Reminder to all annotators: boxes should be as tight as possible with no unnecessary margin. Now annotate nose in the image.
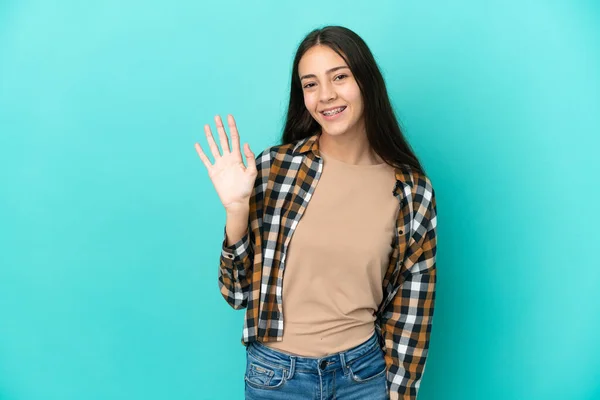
[319,81,336,103]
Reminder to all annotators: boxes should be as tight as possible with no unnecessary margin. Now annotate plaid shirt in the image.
[218,133,437,400]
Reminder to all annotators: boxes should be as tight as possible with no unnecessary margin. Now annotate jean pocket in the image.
[244,351,287,390]
[347,346,387,383]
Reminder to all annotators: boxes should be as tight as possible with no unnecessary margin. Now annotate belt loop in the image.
[287,355,296,380]
[339,352,349,376]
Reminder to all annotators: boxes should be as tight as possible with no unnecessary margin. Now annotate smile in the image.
[320,106,347,119]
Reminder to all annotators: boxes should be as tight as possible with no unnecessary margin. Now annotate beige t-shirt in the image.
[263,149,399,356]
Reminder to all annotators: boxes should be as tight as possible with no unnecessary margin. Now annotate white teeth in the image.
[322,107,345,116]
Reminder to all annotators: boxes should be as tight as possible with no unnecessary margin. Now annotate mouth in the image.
[320,106,347,120]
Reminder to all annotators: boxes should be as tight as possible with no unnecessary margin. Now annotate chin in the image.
[319,123,353,137]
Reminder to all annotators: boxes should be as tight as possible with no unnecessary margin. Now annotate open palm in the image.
[194,114,257,211]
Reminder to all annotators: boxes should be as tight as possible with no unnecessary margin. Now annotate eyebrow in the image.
[300,66,349,81]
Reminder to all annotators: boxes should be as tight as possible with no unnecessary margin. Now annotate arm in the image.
[217,148,270,309]
[218,223,253,310]
[382,184,437,399]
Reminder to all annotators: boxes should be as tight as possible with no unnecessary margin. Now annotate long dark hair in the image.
[281,25,425,174]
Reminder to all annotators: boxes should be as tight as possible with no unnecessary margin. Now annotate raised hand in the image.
[194,114,257,212]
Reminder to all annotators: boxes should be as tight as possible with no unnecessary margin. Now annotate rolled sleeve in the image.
[221,226,252,265]
[218,226,253,310]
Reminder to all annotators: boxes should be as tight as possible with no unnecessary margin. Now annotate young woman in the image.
[195,25,437,400]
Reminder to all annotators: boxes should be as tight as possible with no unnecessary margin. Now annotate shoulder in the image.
[396,164,436,211]
[256,142,297,160]
[254,137,311,170]
[396,164,435,193]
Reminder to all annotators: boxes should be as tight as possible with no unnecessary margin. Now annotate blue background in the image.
[1,1,599,399]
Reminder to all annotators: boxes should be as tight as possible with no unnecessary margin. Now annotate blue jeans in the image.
[244,330,389,399]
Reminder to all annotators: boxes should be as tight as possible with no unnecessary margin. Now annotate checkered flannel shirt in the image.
[218,133,437,399]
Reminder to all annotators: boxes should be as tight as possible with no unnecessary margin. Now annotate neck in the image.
[318,126,382,166]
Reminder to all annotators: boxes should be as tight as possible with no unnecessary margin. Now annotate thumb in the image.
[243,143,256,173]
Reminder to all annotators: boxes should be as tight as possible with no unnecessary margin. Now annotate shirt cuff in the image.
[221,226,252,265]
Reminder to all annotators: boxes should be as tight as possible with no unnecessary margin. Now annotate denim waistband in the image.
[246,330,382,374]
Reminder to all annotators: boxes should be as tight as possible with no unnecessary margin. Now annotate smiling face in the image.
[298,45,365,138]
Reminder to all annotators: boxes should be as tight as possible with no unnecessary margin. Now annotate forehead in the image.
[298,45,347,74]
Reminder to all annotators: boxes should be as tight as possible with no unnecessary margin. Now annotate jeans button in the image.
[319,360,327,370]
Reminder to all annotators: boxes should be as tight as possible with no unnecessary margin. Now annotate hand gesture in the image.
[194,114,257,211]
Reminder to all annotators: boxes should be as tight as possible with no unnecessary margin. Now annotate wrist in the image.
[225,203,250,216]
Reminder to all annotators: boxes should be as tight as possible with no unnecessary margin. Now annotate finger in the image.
[194,142,213,171]
[204,124,221,160]
[243,143,256,173]
[214,115,231,155]
[227,114,241,155]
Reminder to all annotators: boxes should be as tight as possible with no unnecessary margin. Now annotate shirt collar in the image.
[292,133,321,156]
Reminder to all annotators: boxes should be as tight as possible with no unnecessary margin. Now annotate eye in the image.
[334,74,348,81]
[303,82,316,89]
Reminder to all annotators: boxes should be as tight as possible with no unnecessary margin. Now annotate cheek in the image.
[346,90,364,115]
[345,86,363,106]
[303,93,318,113]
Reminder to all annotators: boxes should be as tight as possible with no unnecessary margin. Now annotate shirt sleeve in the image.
[382,182,438,400]
[218,225,253,309]
[217,148,271,310]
